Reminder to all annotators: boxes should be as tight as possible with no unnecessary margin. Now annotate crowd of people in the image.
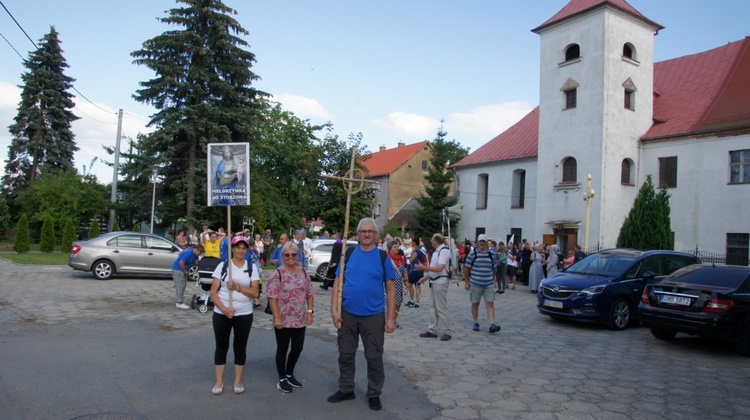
[168,219,588,411]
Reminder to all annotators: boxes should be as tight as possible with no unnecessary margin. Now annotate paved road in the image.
[1,261,749,419]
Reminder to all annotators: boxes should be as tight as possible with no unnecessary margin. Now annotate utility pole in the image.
[583,173,595,250]
[108,109,123,232]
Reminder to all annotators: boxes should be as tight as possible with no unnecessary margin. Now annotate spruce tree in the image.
[112,218,120,232]
[13,214,30,253]
[39,215,56,253]
[131,0,266,220]
[414,124,469,239]
[60,217,77,252]
[88,218,101,239]
[616,175,672,250]
[2,27,79,199]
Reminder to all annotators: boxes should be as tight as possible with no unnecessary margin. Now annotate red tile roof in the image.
[454,37,750,167]
[532,0,663,33]
[645,37,750,139]
[361,141,429,177]
[452,108,539,168]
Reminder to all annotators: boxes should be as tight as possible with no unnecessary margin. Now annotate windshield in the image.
[566,254,636,276]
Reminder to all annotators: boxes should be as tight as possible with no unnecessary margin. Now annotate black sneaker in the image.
[276,378,293,393]
[489,324,501,333]
[419,331,438,338]
[286,374,302,388]
[368,396,382,411]
[327,390,355,403]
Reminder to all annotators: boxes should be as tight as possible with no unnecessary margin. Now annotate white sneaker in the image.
[176,303,190,309]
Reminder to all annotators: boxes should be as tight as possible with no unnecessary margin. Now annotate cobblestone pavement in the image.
[2,260,750,419]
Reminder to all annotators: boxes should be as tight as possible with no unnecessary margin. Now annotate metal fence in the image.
[583,244,742,266]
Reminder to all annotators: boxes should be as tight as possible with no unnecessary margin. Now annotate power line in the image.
[0,0,115,115]
[0,29,24,60]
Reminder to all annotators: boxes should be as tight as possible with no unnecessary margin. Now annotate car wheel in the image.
[606,298,632,330]
[188,265,199,282]
[92,260,114,280]
[650,326,677,340]
[316,263,329,281]
[737,326,750,357]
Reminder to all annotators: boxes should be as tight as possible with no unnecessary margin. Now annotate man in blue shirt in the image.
[328,218,396,411]
[271,233,303,267]
[171,244,203,309]
[463,234,500,333]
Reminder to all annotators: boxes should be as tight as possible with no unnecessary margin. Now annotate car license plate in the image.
[659,295,691,306]
[544,299,563,309]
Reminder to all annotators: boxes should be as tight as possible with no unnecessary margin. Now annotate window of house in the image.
[476,174,488,210]
[624,89,635,110]
[421,160,429,171]
[621,159,633,185]
[564,89,577,109]
[511,169,525,208]
[374,203,382,217]
[729,149,750,184]
[727,233,749,266]
[658,156,678,188]
[565,44,580,61]
[562,157,577,183]
[623,43,636,60]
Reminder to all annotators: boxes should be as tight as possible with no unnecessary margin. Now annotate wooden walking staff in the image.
[322,146,378,328]
[227,205,233,309]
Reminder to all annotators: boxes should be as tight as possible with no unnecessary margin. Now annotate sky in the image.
[1,0,749,185]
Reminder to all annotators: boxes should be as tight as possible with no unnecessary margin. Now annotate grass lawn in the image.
[0,241,69,265]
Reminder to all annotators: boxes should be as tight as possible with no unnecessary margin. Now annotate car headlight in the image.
[579,285,606,297]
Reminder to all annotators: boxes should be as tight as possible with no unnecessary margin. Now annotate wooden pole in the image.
[227,205,233,309]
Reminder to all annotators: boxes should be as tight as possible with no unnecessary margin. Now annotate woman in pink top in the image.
[267,241,315,393]
[564,250,576,269]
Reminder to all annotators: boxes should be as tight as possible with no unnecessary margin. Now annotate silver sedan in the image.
[68,232,184,280]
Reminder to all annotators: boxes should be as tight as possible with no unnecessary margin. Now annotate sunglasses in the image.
[283,253,298,258]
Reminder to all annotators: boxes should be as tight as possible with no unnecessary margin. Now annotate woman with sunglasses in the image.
[209,235,260,396]
[266,241,315,393]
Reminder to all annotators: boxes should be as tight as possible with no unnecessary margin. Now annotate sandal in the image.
[212,385,223,395]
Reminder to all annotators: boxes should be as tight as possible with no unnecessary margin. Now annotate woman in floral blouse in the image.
[267,241,315,393]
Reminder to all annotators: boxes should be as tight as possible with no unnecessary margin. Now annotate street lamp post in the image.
[149,165,158,234]
[583,173,596,251]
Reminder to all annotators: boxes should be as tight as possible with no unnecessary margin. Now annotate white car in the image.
[308,239,358,281]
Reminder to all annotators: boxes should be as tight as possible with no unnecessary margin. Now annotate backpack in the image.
[433,247,453,280]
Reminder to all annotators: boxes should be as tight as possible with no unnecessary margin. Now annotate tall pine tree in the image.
[131,0,266,221]
[414,124,469,239]
[2,27,79,199]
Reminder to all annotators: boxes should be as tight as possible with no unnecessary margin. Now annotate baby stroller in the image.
[190,256,221,313]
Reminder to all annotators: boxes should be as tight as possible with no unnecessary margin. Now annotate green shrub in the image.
[112,218,120,232]
[13,214,30,253]
[88,218,101,239]
[39,215,56,253]
[60,218,77,252]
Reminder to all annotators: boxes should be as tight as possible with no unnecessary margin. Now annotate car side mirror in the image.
[642,271,657,281]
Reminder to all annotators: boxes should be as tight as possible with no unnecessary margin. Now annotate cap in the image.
[300,228,307,234]
[477,234,488,242]
[231,236,249,246]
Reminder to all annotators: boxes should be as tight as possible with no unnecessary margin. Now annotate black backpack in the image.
[344,246,389,282]
[468,247,496,277]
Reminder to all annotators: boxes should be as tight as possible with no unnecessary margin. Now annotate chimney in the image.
[397,142,405,147]
[379,145,386,152]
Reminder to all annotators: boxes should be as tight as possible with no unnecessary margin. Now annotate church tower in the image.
[532,0,663,249]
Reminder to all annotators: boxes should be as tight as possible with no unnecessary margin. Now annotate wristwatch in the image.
[307,309,314,314]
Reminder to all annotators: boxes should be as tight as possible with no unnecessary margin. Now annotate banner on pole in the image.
[207,143,250,207]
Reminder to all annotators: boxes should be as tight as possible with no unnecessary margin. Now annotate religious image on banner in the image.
[207,143,250,206]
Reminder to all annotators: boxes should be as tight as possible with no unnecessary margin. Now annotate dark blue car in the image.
[537,249,700,330]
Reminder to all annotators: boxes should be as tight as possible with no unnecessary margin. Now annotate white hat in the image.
[477,234,488,242]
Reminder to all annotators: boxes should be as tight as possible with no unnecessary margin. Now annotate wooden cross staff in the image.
[322,146,378,328]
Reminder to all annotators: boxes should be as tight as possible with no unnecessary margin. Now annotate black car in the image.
[538,249,700,330]
[639,264,750,356]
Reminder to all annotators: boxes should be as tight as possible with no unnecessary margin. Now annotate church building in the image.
[452,0,750,264]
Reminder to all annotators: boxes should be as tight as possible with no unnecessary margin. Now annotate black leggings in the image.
[274,327,306,379]
[213,312,253,365]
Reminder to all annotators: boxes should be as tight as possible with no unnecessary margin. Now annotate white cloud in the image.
[371,102,533,151]
[373,111,441,138]
[274,93,333,120]
[444,102,533,151]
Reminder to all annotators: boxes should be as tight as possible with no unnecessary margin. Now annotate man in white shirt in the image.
[416,233,452,341]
